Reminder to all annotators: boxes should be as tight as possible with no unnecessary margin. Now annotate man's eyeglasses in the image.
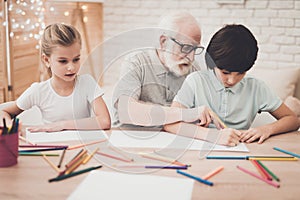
[170,37,204,55]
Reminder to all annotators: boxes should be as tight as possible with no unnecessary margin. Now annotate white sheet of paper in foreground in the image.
[67,170,194,200]
[109,130,249,152]
[26,129,107,143]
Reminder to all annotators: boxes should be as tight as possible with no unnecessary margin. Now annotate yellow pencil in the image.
[202,166,224,180]
[42,154,60,173]
[209,110,227,129]
[248,157,298,161]
[82,147,99,164]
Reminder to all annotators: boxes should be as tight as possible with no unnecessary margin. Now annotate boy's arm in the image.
[240,103,299,144]
[163,102,241,147]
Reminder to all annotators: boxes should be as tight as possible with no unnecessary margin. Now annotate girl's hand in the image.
[27,122,64,132]
[240,127,271,144]
[217,128,241,147]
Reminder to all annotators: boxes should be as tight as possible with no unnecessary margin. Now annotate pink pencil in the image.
[67,139,107,150]
[96,151,132,163]
[237,165,280,188]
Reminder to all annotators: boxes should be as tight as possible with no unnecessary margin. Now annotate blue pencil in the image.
[177,170,213,186]
[206,155,247,160]
[273,147,300,158]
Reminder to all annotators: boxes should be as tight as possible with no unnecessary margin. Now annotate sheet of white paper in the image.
[67,170,194,200]
[109,130,249,152]
[26,129,107,143]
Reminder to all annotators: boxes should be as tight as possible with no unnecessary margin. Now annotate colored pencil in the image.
[250,160,272,180]
[96,151,132,163]
[236,165,280,188]
[209,110,227,129]
[202,166,224,180]
[140,153,187,166]
[82,147,99,164]
[49,165,102,182]
[145,165,188,170]
[19,152,59,156]
[19,135,36,145]
[65,149,87,168]
[256,160,280,182]
[273,147,300,158]
[113,165,188,169]
[248,157,297,161]
[177,170,213,186]
[19,144,69,148]
[42,154,60,173]
[19,146,67,153]
[206,156,247,160]
[57,149,66,168]
[109,145,134,162]
[65,154,88,175]
[67,139,107,150]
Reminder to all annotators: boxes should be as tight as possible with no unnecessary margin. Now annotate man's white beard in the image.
[164,53,192,77]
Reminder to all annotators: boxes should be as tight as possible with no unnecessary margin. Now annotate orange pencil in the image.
[202,166,224,180]
[65,154,88,175]
[65,149,87,168]
[209,110,227,129]
[67,139,107,150]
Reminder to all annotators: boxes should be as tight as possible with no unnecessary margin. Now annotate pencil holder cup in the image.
[0,132,18,167]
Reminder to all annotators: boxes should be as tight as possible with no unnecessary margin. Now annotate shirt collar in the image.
[207,69,244,94]
[150,49,168,76]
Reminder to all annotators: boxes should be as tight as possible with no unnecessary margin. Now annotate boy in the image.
[164,24,299,146]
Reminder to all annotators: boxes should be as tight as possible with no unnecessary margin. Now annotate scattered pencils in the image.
[273,147,300,158]
[256,160,280,182]
[236,165,280,188]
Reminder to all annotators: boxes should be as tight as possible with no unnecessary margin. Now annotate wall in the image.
[103,0,300,70]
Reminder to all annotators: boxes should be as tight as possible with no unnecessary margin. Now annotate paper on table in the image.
[67,170,194,200]
[26,129,108,143]
[109,130,249,152]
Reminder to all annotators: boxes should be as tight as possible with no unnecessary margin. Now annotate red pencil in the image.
[250,160,272,181]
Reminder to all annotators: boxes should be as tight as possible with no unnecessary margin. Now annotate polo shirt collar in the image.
[208,69,244,94]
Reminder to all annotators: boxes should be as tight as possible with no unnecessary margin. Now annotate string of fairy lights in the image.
[1,0,45,49]
[1,0,89,49]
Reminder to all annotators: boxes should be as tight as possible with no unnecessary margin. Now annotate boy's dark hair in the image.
[205,24,258,72]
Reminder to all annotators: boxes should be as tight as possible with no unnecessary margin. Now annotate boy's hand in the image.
[240,127,271,144]
[217,128,242,147]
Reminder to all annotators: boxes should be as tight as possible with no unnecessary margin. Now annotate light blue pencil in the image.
[177,170,213,186]
[273,147,300,158]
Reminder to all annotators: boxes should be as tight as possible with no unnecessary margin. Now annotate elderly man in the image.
[112,12,208,127]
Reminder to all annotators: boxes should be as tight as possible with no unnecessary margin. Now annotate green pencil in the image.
[48,165,102,182]
[257,160,280,182]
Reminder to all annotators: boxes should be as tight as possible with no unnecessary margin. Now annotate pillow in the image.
[247,67,300,100]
